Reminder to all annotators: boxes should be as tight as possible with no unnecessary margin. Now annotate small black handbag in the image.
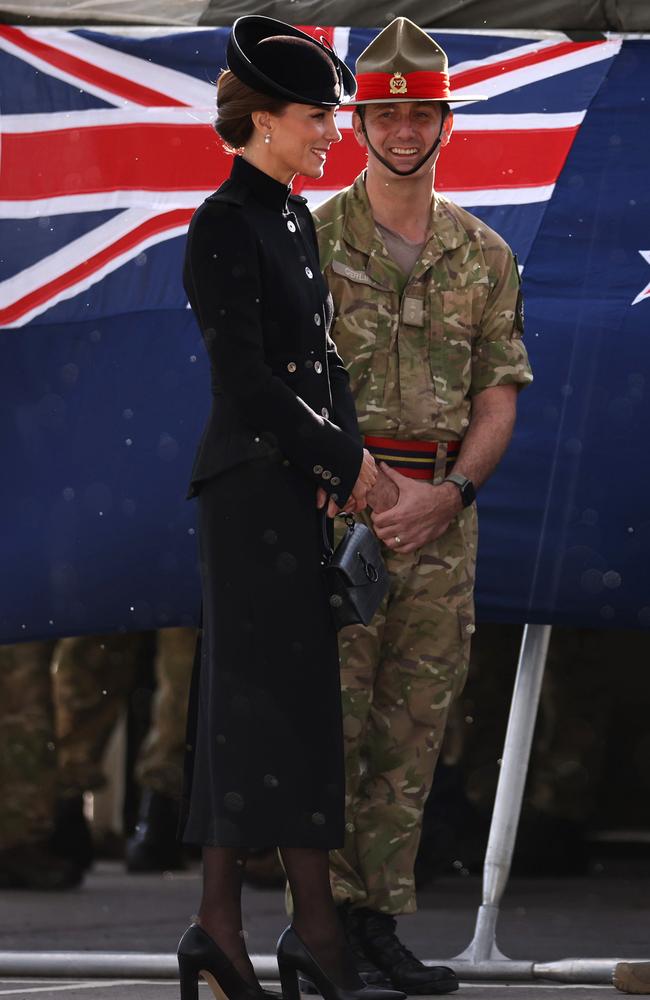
[321,510,390,630]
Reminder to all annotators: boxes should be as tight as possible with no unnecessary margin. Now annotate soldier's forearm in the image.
[452,384,518,492]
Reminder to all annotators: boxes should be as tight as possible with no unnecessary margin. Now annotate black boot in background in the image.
[50,795,94,871]
[0,843,84,890]
[125,789,184,872]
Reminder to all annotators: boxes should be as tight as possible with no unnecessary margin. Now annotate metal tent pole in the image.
[0,950,638,984]
[450,622,551,978]
[0,952,279,980]
[423,622,647,985]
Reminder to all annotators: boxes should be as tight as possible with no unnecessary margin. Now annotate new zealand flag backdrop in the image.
[1,26,649,641]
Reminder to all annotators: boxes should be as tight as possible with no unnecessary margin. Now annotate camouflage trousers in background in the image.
[53,631,152,799]
[0,627,195,850]
[134,626,195,799]
[0,640,56,850]
[330,504,478,915]
[54,627,194,801]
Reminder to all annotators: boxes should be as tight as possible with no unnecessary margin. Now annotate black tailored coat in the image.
[184,154,362,503]
[180,156,363,849]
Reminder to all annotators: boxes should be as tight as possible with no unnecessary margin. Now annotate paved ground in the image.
[0,861,648,999]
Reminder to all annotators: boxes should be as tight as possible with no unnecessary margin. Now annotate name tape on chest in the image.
[331,259,389,291]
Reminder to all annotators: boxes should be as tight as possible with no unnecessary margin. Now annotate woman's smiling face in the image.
[261,103,342,182]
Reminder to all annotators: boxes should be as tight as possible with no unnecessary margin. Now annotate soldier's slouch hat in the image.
[354,17,487,105]
[227,15,356,107]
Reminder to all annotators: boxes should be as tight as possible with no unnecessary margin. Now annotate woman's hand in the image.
[316,486,341,518]
[316,449,377,517]
[349,449,378,513]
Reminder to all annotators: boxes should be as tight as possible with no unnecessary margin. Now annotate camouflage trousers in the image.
[53,631,152,799]
[330,504,478,915]
[0,640,57,850]
[54,627,194,801]
[0,628,194,849]
[135,626,195,799]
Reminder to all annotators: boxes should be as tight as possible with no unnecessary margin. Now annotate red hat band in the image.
[354,70,450,103]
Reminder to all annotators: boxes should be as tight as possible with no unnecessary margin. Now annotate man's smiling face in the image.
[354,101,452,177]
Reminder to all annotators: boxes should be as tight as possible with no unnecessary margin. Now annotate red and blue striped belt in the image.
[363,435,460,481]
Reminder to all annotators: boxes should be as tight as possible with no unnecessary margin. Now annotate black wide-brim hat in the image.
[227,15,356,107]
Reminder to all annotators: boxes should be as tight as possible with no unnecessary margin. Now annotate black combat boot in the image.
[355,908,458,995]
[125,789,185,872]
[298,902,389,993]
[50,794,94,871]
[0,842,84,890]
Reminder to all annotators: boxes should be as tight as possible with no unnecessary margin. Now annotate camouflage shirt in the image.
[314,175,533,441]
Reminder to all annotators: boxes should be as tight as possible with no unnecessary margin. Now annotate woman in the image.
[177,16,402,1000]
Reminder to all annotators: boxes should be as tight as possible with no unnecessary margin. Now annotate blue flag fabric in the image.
[0,26,648,642]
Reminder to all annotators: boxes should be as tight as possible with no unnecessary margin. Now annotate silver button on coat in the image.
[314,361,323,374]
[305,267,313,279]
[287,362,297,373]
[287,220,296,232]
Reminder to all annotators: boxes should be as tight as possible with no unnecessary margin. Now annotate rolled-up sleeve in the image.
[471,251,533,396]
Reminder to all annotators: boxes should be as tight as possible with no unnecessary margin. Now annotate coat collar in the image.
[208,155,298,213]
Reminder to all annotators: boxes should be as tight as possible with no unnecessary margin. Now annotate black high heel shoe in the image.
[178,924,279,1000]
[277,925,406,1000]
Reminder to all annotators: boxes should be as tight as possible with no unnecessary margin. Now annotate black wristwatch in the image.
[444,472,476,508]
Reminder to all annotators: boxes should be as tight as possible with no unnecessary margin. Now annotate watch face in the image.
[449,473,475,507]
[462,479,476,507]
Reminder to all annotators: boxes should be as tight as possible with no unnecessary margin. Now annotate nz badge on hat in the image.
[354,17,487,104]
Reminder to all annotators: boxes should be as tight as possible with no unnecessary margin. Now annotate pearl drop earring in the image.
[264,133,271,145]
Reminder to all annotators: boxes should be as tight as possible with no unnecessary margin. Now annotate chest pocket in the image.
[428,286,487,397]
[329,258,394,394]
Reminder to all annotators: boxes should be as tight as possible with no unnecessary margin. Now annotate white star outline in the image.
[632,250,650,306]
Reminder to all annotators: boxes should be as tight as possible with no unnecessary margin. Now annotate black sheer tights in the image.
[198,845,359,990]
[281,847,360,990]
[198,847,256,986]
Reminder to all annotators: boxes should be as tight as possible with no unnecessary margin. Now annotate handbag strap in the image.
[320,507,355,562]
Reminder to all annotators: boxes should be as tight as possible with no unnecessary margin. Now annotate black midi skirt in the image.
[180,453,345,849]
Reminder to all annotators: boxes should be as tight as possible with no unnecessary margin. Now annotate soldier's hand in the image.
[367,466,400,513]
[371,463,462,553]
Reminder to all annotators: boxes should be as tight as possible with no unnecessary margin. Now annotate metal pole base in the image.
[453,903,509,962]
[426,956,627,984]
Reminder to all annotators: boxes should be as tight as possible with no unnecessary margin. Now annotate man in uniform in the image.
[314,19,533,994]
[0,639,82,889]
[53,627,194,872]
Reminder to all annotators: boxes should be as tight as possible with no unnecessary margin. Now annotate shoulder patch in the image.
[514,254,524,334]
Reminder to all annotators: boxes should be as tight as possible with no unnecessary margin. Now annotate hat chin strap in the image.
[360,114,445,177]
